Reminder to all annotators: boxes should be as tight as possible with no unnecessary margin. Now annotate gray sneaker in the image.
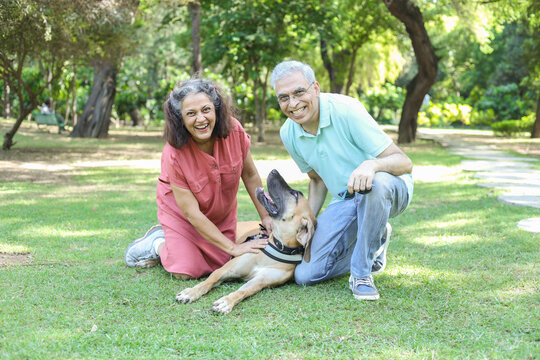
[124,225,164,268]
[349,274,379,301]
[372,223,392,275]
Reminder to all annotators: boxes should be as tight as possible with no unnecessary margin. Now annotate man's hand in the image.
[346,143,413,195]
[347,160,376,194]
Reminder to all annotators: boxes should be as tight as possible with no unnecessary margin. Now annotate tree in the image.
[188,0,202,77]
[523,1,540,138]
[71,0,140,138]
[203,0,300,142]
[0,0,77,150]
[315,0,393,95]
[384,0,439,143]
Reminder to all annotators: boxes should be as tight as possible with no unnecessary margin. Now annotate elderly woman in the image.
[124,79,272,279]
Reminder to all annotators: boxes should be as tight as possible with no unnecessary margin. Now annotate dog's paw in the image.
[135,258,160,268]
[176,288,200,304]
[212,296,234,314]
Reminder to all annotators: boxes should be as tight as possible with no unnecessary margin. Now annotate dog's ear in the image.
[297,217,315,263]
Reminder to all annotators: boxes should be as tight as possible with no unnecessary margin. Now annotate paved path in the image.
[418,128,540,233]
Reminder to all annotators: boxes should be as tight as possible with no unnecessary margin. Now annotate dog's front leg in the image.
[176,257,246,304]
[212,269,290,314]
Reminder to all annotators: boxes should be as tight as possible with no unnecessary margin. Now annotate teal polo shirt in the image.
[280,92,413,205]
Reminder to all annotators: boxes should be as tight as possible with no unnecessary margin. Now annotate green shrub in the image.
[491,113,535,136]
[470,108,496,127]
[418,102,472,127]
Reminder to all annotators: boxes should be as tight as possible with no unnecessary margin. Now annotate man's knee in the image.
[294,262,337,286]
[372,172,396,195]
[294,263,322,286]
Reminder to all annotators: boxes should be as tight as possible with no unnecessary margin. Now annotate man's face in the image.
[275,71,320,131]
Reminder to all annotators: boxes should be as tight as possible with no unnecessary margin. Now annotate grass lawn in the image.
[0,119,539,359]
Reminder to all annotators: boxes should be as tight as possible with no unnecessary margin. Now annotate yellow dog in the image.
[176,169,316,314]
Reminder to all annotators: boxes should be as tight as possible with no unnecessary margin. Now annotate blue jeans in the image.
[294,172,410,285]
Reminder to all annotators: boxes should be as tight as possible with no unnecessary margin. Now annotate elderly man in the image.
[271,60,413,300]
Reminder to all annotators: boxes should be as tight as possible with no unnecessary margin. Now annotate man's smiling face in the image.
[275,71,320,134]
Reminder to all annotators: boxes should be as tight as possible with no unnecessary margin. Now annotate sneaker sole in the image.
[353,293,380,301]
[124,225,163,266]
[372,223,392,276]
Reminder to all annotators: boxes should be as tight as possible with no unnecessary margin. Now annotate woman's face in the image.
[181,92,216,147]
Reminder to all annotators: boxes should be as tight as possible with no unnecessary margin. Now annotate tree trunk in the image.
[2,110,32,150]
[384,0,439,143]
[345,47,359,96]
[3,79,11,118]
[320,38,348,94]
[320,39,336,91]
[253,76,266,142]
[532,94,540,138]
[64,65,77,125]
[129,107,144,127]
[189,0,202,77]
[71,61,117,138]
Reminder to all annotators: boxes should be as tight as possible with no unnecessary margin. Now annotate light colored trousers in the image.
[295,172,410,284]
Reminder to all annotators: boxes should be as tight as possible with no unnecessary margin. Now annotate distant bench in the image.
[32,112,64,132]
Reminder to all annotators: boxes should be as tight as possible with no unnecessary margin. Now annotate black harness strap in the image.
[245,230,304,265]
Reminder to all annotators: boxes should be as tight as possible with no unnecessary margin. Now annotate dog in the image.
[175,169,316,314]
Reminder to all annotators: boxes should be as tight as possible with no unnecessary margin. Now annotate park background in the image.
[1,0,539,359]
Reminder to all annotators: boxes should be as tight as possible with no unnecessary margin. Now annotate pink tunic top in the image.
[156,119,250,277]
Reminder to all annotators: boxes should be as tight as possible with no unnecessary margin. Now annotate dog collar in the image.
[245,232,304,265]
[261,241,303,264]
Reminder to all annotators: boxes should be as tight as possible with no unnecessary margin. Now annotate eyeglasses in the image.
[277,82,314,105]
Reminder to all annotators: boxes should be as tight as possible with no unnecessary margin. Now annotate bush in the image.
[418,102,472,127]
[470,108,496,127]
[475,83,525,122]
[491,113,535,137]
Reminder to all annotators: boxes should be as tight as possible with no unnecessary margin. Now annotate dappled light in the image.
[1,0,539,357]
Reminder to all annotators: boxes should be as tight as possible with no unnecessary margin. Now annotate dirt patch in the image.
[0,253,32,267]
[454,134,540,158]
[0,120,163,184]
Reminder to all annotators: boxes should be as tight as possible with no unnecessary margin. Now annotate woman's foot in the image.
[172,273,194,280]
[124,225,164,268]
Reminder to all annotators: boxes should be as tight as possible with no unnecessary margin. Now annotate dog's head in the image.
[256,169,316,262]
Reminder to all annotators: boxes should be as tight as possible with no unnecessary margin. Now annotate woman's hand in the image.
[261,215,273,235]
[230,237,268,257]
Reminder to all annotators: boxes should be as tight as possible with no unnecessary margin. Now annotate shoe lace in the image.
[351,276,374,288]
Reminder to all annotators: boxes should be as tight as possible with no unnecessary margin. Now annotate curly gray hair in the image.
[164,79,232,149]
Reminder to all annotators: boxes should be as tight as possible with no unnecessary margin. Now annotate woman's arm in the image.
[241,151,273,234]
[171,184,268,256]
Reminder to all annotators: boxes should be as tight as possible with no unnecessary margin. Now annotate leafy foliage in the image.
[491,113,536,136]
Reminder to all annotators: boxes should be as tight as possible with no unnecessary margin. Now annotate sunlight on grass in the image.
[412,233,481,246]
[1,122,539,359]
[0,243,29,253]
[413,165,461,182]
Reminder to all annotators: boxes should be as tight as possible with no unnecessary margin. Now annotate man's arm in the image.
[346,143,413,194]
[307,169,328,217]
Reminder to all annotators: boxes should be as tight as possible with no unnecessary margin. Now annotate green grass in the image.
[0,126,539,359]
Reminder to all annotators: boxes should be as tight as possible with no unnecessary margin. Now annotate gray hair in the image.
[164,78,233,149]
[270,61,316,91]
[169,79,222,120]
